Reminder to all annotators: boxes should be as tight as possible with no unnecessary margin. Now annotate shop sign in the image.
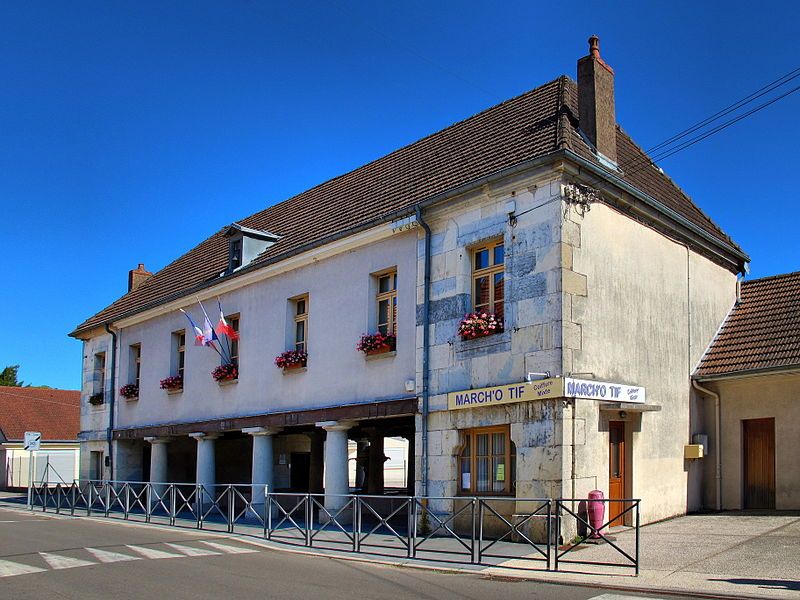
[564,377,645,404]
[447,376,646,410]
[447,378,561,410]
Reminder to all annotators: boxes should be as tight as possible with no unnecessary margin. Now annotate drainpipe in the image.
[104,323,117,482]
[415,205,431,497]
[692,380,721,511]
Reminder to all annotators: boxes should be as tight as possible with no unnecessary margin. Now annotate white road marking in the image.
[0,559,46,577]
[125,545,182,559]
[85,547,141,563]
[39,552,96,570]
[590,595,664,599]
[199,540,259,554]
[164,542,221,557]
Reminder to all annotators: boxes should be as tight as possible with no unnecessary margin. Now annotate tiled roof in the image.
[695,271,800,377]
[0,387,81,442]
[73,77,742,336]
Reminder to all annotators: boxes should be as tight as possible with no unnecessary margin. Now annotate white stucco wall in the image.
[111,229,417,429]
[569,201,737,522]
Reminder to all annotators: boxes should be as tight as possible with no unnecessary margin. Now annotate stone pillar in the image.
[355,439,369,490]
[317,421,355,516]
[308,430,325,494]
[243,427,281,508]
[189,432,219,508]
[366,428,387,495]
[145,437,170,505]
[403,432,415,496]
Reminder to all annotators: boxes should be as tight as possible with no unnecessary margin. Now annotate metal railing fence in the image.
[29,480,640,574]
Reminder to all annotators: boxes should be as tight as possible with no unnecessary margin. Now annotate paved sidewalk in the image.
[5,494,798,600]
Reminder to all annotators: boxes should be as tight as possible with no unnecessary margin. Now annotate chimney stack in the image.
[577,35,617,163]
[128,263,152,292]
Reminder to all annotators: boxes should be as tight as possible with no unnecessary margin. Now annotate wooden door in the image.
[608,421,626,526]
[743,418,775,509]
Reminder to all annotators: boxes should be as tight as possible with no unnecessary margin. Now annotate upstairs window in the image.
[293,295,308,352]
[229,238,243,271]
[472,239,505,323]
[172,330,186,380]
[129,344,141,387]
[228,315,240,366]
[92,352,106,401]
[376,270,398,336]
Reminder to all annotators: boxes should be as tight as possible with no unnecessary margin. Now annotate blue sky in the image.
[1,1,798,389]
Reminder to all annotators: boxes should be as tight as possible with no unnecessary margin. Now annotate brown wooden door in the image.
[743,418,775,509]
[608,421,626,526]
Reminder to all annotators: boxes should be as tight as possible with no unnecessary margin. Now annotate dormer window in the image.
[229,238,243,271]
[224,223,280,275]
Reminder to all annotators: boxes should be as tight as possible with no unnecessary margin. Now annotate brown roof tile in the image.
[0,387,81,442]
[695,271,800,377]
[73,77,742,336]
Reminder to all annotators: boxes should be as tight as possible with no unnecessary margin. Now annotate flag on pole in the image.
[197,300,219,346]
[216,300,240,340]
[179,309,205,346]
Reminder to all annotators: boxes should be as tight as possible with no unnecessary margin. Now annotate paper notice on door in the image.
[496,464,505,481]
[461,473,471,489]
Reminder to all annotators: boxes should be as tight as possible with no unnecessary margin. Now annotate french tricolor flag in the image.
[179,309,205,346]
[216,300,239,340]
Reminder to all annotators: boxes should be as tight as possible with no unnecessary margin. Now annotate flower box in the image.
[212,363,238,383]
[119,384,139,400]
[275,350,307,370]
[458,312,503,340]
[357,333,396,356]
[160,375,183,392]
[88,393,104,406]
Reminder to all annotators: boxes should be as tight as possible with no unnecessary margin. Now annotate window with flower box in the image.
[376,270,398,337]
[228,315,240,366]
[458,425,515,495]
[293,295,308,353]
[472,239,505,323]
[129,343,141,388]
[170,330,185,384]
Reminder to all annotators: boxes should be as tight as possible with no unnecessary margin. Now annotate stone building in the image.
[71,38,749,531]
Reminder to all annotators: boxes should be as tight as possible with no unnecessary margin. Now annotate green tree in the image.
[0,365,25,387]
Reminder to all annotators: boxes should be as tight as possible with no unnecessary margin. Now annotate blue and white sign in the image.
[564,377,645,404]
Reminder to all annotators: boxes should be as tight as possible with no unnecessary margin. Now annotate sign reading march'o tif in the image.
[563,377,645,404]
[447,377,645,410]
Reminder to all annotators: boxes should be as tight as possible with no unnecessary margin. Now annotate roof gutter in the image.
[415,205,431,497]
[563,149,750,272]
[691,380,722,511]
[693,363,800,382]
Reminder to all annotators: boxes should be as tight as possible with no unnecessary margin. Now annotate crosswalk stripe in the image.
[85,547,141,563]
[125,545,182,559]
[199,541,259,554]
[164,542,221,557]
[39,552,96,570]
[0,559,46,577]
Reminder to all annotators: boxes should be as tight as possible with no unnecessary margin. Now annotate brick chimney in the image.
[577,35,617,163]
[128,263,152,292]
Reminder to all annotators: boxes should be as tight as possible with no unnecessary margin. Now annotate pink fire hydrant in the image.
[587,489,605,539]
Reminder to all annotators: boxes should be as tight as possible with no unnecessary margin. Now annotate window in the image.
[129,344,141,387]
[294,295,308,352]
[229,238,243,271]
[172,330,186,379]
[376,270,398,336]
[228,315,240,365]
[472,239,505,323]
[93,352,106,397]
[90,451,103,481]
[458,426,515,495]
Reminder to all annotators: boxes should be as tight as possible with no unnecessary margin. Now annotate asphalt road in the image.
[0,505,689,600]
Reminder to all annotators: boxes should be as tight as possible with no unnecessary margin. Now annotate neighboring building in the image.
[694,271,800,510]
[70,37,751,534]
[0,387,81,489]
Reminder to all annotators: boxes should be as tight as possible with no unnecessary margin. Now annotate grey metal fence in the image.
[29,480,640,574]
